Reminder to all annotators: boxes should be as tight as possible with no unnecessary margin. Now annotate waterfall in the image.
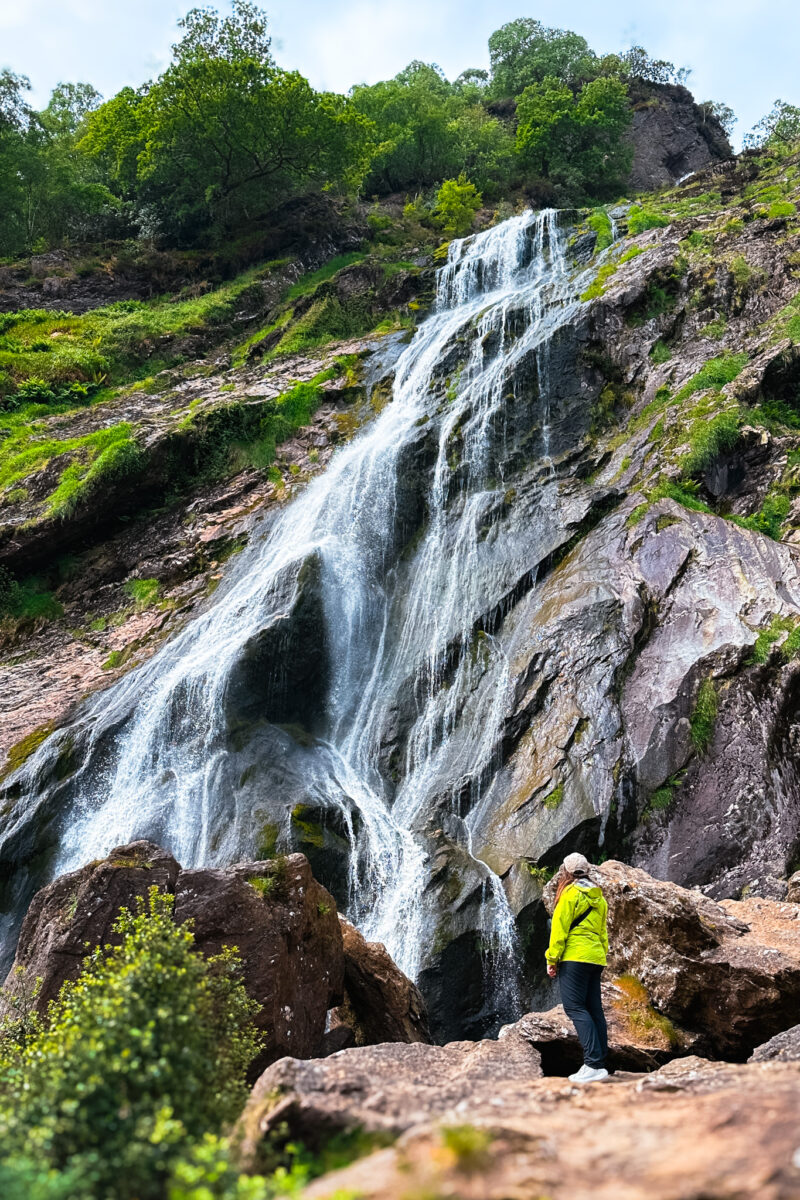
[2,209,591,1020]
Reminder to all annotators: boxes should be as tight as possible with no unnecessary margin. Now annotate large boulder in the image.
[327,918,431,1047]
[236,1037,543,1169]
[501,977,700,1074]
[542,861,800,1059]
[173,855,344,1074]
[1,842,344,1071]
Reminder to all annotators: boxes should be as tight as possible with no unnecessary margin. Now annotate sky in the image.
[1,0,799,146]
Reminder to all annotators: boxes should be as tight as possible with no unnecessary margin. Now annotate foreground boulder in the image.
[1,840,344,1071]
[287,1055,800,1200]
[501,977,699,1074]
[543,861,800,1059]
[236,1038,543,1170]
[326,918,431,1048]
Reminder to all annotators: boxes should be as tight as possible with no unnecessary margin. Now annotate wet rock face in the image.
[1,842,345,1073]
[539,861,800,1060]
[328,918,431,1046]
[627,81,732,191]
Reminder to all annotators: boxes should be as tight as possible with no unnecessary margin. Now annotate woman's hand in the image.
[547,963,557,978]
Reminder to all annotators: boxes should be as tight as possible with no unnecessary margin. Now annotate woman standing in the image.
[545,852,610,1083]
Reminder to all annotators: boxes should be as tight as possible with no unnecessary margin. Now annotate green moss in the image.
[290,803,325,848]
[0,568,63,622]
[440,1125,492,1169]
[285,253,365,300]
[0,722,55,780]
[543,783,564,810]
[255,821,279,860]
[626,502,649,527]
[768,200,796,219]
[690,678,718,753]
[581,261,616,302]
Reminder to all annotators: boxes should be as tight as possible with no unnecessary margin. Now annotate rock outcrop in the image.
[1,841,345,1071]
[327,918,431,1047]
[627,81,732,191]
[283,1055,800,1200]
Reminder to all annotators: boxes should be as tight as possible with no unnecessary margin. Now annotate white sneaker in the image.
[568,1064,609,1083]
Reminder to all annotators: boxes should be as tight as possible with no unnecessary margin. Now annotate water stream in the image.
[3,209,591,1017]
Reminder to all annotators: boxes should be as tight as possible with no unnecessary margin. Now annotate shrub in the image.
[434,175,482,238]
[0,889,260,1200]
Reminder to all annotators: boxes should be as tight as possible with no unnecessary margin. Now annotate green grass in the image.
[651,478,713,514]
[680,409,740,477]
[690,678,718,753]
[0,722,55,780]
[285,252,365,300]
[650,340,672,364]
[729,491,791,541]
[627,205,669,235]
[581,261,617,302]
[748,615,799,664]
[124,578,161,610]
[46,430,143,520]
[0,568,63,622]
[674,353,748,404]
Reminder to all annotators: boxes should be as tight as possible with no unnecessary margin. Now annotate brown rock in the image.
[236,1037,543,1170]
[501,977,699,1074]
[1,840,179,1010]
[542,861,800,1058]
[174,854,344,1073]
[327,918,430,1047]
[296,1057,800,1200]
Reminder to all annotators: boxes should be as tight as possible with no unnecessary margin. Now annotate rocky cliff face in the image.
[627,80,732,191]
[2,146,800,1039]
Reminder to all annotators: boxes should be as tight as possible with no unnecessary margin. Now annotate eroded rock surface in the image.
[750,1024,800,1063]
[290,1056,800,1200]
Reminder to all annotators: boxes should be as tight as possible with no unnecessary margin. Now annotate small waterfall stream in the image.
[2,209,592,1018]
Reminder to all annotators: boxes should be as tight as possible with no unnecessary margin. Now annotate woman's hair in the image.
[554,868,576,906]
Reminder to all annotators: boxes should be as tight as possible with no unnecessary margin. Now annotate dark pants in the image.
[558,961,608,1069]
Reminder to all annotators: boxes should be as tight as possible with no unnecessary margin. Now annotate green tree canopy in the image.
[516,74,633,201]
[488,18,597,97]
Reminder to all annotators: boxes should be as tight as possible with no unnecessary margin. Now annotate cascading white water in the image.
[7,209,590,1008]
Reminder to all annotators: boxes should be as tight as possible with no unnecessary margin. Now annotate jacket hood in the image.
[573,878,604,900]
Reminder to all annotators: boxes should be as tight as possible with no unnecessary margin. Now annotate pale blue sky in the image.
[2,1,799,145]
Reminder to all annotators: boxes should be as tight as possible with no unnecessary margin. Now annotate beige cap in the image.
[563,852,591,875]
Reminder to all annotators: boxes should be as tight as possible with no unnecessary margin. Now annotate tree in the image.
[619,46,692,86]
[434,174,482,237]
[0,889,260,1200]
[516,75,632,201]
[488,19,596,97]
[81,1,373,242]
[744,100,800,149]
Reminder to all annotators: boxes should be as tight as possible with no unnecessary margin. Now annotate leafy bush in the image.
[0,889,260,1200]
[434,175,482,238]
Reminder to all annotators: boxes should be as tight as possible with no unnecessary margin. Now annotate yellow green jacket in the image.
[546,878,609,966]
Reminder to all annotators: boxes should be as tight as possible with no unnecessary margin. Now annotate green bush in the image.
[0,889,260,1200]
[434,175,482,238]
